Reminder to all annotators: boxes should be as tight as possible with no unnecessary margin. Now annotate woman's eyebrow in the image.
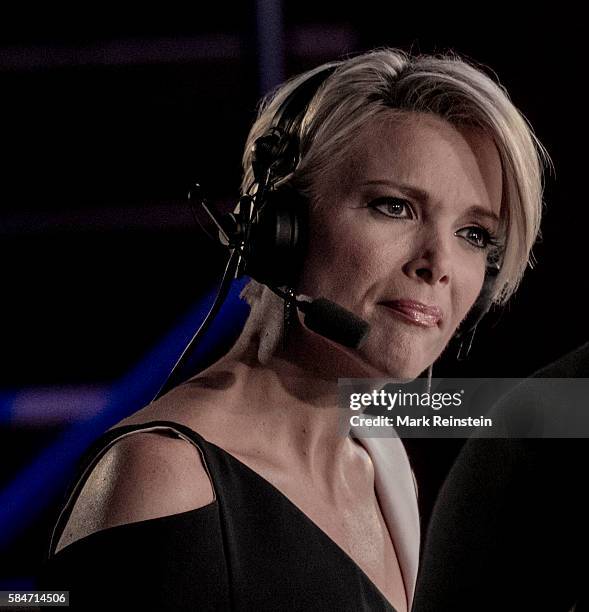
[359,179,429,202]
[463,205,500,226]
[360,179,500,225]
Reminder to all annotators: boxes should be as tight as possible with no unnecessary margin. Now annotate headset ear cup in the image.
[244,186,308,287]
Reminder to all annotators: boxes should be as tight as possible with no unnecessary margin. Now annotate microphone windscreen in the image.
[302,298,370,349]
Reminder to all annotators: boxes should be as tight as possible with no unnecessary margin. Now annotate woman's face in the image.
[296,111,503,379]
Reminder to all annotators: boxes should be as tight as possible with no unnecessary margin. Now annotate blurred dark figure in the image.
[413,341,589,611]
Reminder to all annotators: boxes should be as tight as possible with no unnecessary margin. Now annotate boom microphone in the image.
[294,296,370,349]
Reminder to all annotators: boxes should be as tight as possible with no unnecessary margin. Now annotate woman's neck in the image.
[184,309,370,480]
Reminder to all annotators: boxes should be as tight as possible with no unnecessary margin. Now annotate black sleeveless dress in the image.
[38,420,397,611]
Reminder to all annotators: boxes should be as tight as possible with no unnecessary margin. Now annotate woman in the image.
[39,48,546,611]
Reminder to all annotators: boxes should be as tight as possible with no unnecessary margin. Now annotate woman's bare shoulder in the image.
[54,422,216,555]
[54,379,238,554]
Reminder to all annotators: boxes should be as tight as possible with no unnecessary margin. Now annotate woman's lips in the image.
[380,299,443,328]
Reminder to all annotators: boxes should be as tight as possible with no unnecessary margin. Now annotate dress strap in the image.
[48,420,217,559]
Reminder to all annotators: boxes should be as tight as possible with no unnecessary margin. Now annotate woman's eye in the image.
[368,197,414,219]
[455,226,492,249]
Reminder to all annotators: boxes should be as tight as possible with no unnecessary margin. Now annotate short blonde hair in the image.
[241,47,549,306]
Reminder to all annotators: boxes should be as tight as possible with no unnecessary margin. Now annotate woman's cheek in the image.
[301,221,361,290]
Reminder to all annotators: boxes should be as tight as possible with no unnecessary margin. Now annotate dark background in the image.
[1,3,586,589]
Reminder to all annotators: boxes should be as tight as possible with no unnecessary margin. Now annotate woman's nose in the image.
[402,235,452,286]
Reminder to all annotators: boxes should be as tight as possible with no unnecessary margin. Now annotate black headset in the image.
[153,62,501,400]
[237,65,340,289]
